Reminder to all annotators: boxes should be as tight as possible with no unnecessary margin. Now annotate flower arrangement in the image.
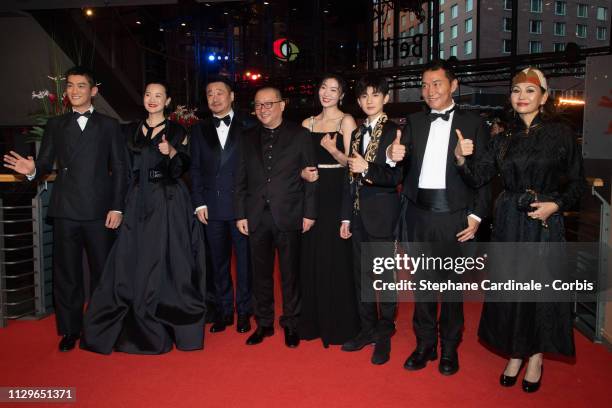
[169,105,199,129]
[27,75,69,142]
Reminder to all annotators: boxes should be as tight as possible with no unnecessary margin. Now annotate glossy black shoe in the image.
[210,315,234,333]
[438,348,459,376]
[246,326,274,345]
[500,361,525,387]
[403,345,437,371]
[371,338,391,365]
[59,335,79,352]
[284,327,300,348]
[522,365,543,393]
[341,331,375,352]
[236,314,251,333]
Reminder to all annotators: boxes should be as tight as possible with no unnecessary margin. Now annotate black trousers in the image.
[404,201,466,349]
[249,209,300,329]
[53,217,114,336]
[205,219,252,317]
[351,212,396,340]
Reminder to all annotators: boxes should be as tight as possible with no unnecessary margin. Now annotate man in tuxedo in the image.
[3,66,128,351]
[190,77,254,334]
[234,86,317,348]
[339,76,402,365]
[385,60,489,375]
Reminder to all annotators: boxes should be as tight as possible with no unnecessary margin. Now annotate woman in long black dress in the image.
[455,68,585,392]
[81,81,206,354]
[298,74,360,347]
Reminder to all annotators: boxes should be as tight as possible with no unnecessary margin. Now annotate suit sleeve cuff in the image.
[468,214,481,223]
[194,205,207,214]
[26,168,37,181]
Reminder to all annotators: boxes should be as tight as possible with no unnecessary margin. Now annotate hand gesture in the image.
[3,151,35,176]
[454,129,473,165]
[320,133,338,154]
[386,129,405,162]
[347,151,368,174]
[158,135,176,157]
[301,166,319,182]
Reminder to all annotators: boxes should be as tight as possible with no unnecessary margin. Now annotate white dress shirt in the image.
[418,103,455,189]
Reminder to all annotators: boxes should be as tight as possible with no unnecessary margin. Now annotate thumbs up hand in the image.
[158,134,176,157]
[386,129,406,162]
[454,129,474,165]
[348,150,368,174]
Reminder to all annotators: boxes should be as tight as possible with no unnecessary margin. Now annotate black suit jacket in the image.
[234,120,317,232]
[341,120,403,238]
[395,108,490,218]
[35,110,128,220]
[190,112,255,221]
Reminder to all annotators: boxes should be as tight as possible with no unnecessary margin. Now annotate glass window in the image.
[464,39,473,55]
[450,44,457,56]
[409,27,415,36]
[503,39,511,53]
[451,4,458,19]
[440,11,445,25]
[418,23,424,33]
[597,27,607,41]
[465,17,473,33]
[529,41,542,53]
[555,1,566,15]
[504,0,512,10]
[440,31,445,44]
[439,49,445,59]
[504,17,512,32]
[440,0,445,4]
[554,42,566,52]
[401,15,406,28]
[531,0,542,13]
[466,0,473,12]
[530,20,542,34]
[451,24,458,39]
[576,24,587,38]
[554,22,566,36]
[597,7,607,21]
[577,4,588,18]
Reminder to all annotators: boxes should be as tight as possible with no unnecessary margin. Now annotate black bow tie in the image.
[428,106,456,122]
[361,124,372,136]
[213,115,231,128]
[73,110,92,119]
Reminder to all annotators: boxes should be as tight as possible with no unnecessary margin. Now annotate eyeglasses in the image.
[254,100,283,110]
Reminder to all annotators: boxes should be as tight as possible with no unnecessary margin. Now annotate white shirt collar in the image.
[431,102,455,114]
[366,113,383,130]
[73,105,94,114]
[213,109,234,120]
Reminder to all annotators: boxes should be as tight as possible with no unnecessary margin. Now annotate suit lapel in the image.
[220,117,239,168]
[66,111,97,165]
[446,109,462,180]
[414,113,432,176]
[203,118,222,172]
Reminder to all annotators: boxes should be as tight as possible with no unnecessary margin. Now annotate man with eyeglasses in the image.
[234,86,317,348]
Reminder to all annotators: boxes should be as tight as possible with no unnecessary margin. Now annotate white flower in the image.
[31,90,50,99]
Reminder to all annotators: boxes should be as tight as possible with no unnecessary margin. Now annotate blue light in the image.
[217,55,222,60]
[224,55,229,60]
[207,54,215,62]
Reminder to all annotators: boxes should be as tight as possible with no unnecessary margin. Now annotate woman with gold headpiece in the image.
[454,67,585,393]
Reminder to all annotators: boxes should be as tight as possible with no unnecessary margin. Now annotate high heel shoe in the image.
[499,360,524,387]
[522,365,543,393]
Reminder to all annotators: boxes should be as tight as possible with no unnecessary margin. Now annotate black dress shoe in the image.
[371,338,391,365]
[236,314,251,333]
[341,331,375,352]
[403,345,437,371]
[284,327,300,348]
[210,315,234,333]
[59,335,79,352]
[500,361,525,387]
[438,348,459,376]
[522,365,543,393]
[246,326,274,345]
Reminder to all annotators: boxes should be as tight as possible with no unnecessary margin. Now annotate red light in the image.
[251,74,258,80]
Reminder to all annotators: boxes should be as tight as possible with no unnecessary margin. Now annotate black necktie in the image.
[213,115,231,128]
[428,106,456,122]
[73,110,92,119]
[361,124,372,136]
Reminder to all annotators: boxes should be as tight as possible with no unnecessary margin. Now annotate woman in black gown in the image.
[455,68,585,392]
[81,81,206,354]
[298,74,360,346]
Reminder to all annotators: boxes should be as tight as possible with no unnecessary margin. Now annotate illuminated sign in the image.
[273,38,299,62]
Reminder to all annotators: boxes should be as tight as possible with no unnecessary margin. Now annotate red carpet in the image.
[0,302,610,408]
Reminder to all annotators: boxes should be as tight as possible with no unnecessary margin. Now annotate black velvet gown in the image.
[459,115,585,357]
[298,126,360,346]
[81,120,206,354]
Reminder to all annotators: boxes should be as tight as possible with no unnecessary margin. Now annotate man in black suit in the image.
[339,76,402,365]
[234,86,317,348]
[3,66,128,351]
[190,77,254,334]
[385,60,489,375]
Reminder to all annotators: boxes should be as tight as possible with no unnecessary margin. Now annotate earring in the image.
[539,105,543,113]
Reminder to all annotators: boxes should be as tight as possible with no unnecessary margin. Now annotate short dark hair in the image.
[255,86,283,100]
[144,80,171,99]
[422,59,457,82]
[65,66,96,87]
[207,76,234,92]
[318,74,347,95]
[354,75,389,97]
